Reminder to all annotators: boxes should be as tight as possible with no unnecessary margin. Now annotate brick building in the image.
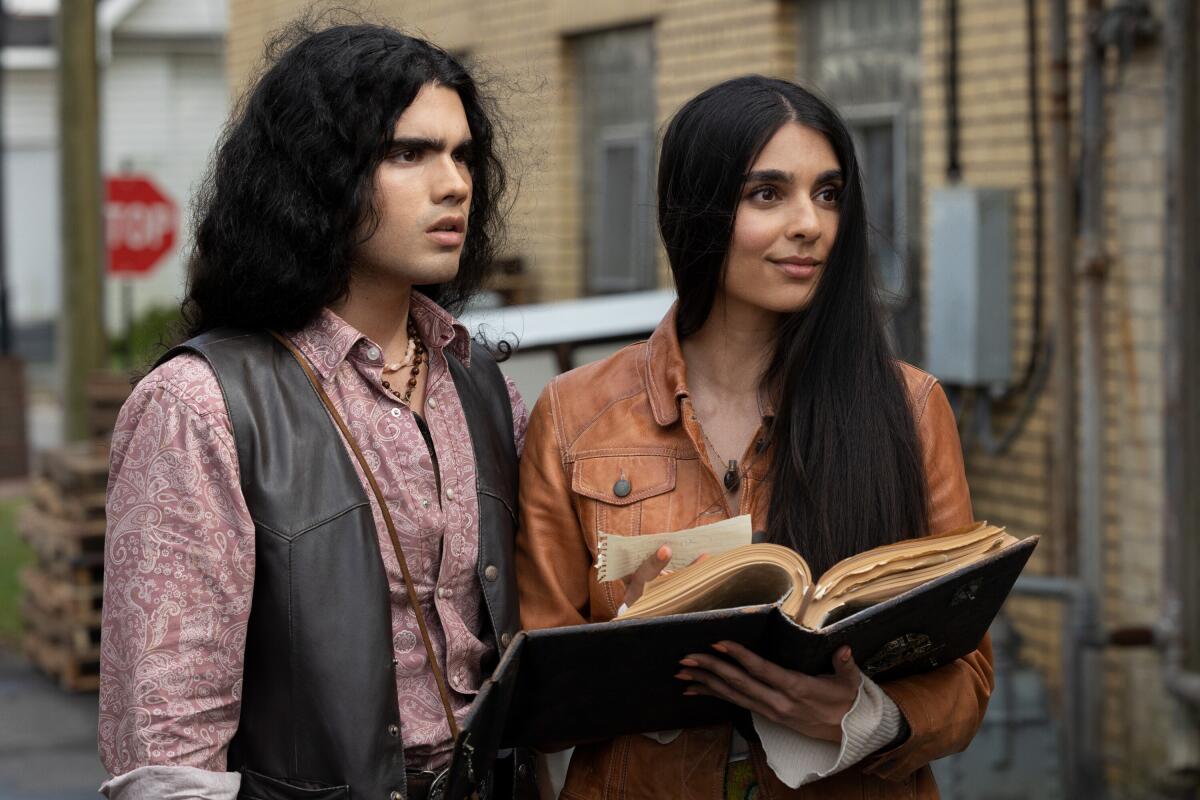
[224,1,1198,796]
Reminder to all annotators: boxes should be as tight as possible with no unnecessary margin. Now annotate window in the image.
[575,26,656,294]
[803,0,922,359]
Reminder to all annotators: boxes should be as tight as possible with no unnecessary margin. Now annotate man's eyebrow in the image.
[815,169,845,184]
[386,136,445,151]
[386,135,474,152]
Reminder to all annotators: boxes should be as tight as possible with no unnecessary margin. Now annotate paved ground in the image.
[0,646,107,800]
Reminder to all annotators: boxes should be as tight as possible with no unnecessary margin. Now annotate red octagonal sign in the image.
[106,176,178,275]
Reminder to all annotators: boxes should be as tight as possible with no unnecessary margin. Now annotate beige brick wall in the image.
[920,0,1067,710]
[225,0,1175,793]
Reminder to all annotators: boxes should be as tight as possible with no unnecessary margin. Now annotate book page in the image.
[595,515,754,582]
[802,523,1019,628]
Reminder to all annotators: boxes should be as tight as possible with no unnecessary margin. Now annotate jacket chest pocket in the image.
[571,453,679,538]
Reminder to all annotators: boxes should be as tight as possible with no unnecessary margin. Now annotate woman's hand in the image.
[620,546,710,607]
[676,641,862,742]
[620,545,673,606]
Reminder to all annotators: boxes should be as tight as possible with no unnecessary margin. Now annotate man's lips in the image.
[426,229,465,247]
[426,215,466,247]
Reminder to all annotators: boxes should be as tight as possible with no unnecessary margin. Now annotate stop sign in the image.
[105,176,178,275]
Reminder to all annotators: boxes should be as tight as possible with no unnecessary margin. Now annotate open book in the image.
[444,520,1036,799]
[618,519,1017,629]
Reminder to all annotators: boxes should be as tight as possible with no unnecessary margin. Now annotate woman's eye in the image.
[816,186,841,204]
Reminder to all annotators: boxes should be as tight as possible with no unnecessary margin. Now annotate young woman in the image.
[516,76,992,799]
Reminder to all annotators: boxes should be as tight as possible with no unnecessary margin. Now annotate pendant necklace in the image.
[698,424,742,493]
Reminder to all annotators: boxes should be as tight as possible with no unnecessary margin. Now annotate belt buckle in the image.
[428,768,449,800]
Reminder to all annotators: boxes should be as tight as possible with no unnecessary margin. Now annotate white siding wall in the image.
[4,66,56,146]
[3,66,60,323]
[117,0,226,38]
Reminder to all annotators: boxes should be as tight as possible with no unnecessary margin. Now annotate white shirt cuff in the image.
[753,673,904,788]
[100,765,242,800]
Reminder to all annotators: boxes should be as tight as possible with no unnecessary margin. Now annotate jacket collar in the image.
[644,304,691,427]
[644,302,777,427]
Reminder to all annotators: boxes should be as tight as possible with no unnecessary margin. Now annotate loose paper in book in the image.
[595,515,753,582]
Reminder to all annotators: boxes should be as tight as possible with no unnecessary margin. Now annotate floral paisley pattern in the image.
[99,293,527,777]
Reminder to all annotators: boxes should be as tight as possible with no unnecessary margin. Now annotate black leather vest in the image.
[157,329,521,800]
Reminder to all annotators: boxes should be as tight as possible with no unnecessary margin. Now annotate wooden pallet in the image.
[21,596,102,656]
[30,476,106,522]
[21,569,104,693]
[16,506,107,582]
[19,566,104,626]
[37,442,111,494]
[17,431,118,693]
[22,631,101,692]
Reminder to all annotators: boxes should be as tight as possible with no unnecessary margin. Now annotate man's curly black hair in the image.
[182,21,508,338]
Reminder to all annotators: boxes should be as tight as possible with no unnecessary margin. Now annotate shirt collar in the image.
[289,290,472,382]
[644,302,776,427]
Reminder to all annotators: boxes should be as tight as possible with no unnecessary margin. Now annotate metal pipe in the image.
[1162,0,1200,709]
[944,0,961,182]
[1076,2,1109,797]
[1048,0,1078,579]
[1010,575,1094,799]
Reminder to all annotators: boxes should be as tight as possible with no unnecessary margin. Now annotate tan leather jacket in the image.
[516,309,993,799]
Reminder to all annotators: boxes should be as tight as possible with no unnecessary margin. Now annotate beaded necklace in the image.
[380,317,426,405]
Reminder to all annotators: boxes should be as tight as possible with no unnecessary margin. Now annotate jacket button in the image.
[484,564,499,581]
[501,632,512,648]
[387,723,400,737]
[517,763,530,779]
[613,478,631,497]
[390,791,402,800]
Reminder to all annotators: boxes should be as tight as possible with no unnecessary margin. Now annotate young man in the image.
[98,23,532,800]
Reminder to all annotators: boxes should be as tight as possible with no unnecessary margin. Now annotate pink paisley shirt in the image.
[98,292,527,779]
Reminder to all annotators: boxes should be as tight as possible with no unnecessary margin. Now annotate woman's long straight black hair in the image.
[657,76,929,576]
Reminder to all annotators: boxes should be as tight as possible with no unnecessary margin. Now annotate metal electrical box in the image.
[926,186,1014,389]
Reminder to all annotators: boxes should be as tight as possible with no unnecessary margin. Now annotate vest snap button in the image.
[613,478,631,497]
[387,723,399,737]
[390,791,402,800]
[501,632,512,647]
[484,564,499,581]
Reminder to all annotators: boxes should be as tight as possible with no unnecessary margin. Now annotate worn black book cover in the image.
[445,536,1036,799]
